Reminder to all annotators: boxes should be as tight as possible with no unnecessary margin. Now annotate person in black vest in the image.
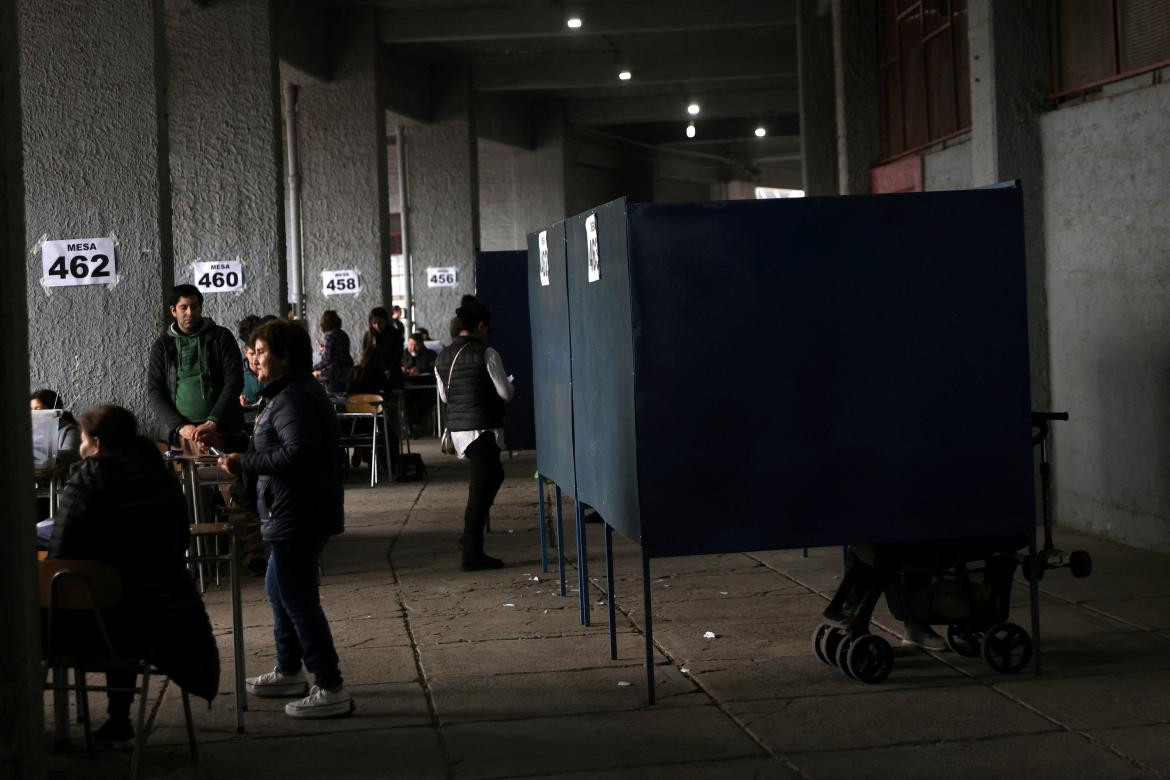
[435,299,514,570]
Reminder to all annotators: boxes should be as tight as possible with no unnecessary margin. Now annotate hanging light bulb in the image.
[686,122,696,139]
[566,16,583,28]
[755,127,767,137]
[687,103,700,115]
[618,70,632,81]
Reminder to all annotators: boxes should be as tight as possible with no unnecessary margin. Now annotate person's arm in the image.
[435,367,448,403]
[313,331,333,373]
[48,466,96,559]
[146,337,188,438]
[205,329,244,427]
[240,391,323,476]
[484,348,514,402]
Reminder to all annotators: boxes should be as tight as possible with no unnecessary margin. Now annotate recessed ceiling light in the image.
[686,122,696,138]
[566,17,582,28]
[755,127,767,137]
[618,70,632,81]
[687,103,700,115]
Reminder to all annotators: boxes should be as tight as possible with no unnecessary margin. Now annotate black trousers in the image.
[463,433,505,559]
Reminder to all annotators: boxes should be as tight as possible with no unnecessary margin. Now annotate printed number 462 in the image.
[48,255,111,279]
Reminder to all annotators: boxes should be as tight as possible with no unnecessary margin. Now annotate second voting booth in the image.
[528,186,1036,698]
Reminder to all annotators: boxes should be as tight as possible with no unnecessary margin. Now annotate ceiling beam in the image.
[379,0,794,44]
[564,85,798,126]
[473,46,795,92]
[605,116,801,145]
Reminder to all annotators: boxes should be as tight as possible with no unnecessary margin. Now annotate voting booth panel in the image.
[566,188,1035,557]
[475,251,536,451]
[526,222,575,495]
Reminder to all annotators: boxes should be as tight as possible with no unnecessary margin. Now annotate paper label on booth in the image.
[322,269,361,296]
[426,267,458,288]
[194,260,244,293]
[586,213,600,283]
[538,231,550,287]
[41,237,118,288]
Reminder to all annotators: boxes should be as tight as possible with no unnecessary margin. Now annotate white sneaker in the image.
[246,666,308,698]
[285,685,355,719]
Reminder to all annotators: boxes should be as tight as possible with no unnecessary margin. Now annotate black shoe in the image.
[93,718,134,747]
[461,554,504,571]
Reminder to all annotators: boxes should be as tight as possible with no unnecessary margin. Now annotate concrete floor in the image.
[45,441,1170,778]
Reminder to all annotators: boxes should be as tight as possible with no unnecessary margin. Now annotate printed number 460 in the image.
[48,255,111,279]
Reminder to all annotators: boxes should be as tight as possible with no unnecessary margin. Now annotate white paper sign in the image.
[41,237,117,288]
[322,269,361,296]
[427,267,458,288]
[538,231,550,287]
[193,260,244,293]
[586,213,600,283]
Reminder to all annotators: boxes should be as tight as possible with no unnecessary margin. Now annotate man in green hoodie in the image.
[147,284,244,448]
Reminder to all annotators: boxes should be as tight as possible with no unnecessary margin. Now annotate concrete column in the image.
[21,0,174,430]
[404,68,480,339]
[831,0,879,195]
[968,0,1051,407]
[167,0,285,327]
[1,3,43,775]
[294,8,391,345]
[798,0,837,196]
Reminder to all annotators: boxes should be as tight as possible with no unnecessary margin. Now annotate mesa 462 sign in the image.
[41,237,118,288]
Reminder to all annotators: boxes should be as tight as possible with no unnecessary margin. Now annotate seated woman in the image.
[48,405,219,744]
[312,310,354,394]
[30,388,81,464]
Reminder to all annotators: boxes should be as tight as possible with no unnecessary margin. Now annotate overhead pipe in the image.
[283,83,305,319]
[395,124,414,334]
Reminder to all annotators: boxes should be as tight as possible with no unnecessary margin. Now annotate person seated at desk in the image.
[312,310,354,394]
[402,333,437,377]
[30,388,81,465]
[48,404,219,745]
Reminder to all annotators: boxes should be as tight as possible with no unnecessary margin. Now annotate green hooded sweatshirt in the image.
[170,320,217,424]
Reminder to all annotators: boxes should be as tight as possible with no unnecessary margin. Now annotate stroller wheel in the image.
[812,624,833,666]
[946,624,983,658]
[982,622,1033,674]
[835,634,856,679]
[820,626,848,668]
[846,635,894,684]
[1069,550,1092,578]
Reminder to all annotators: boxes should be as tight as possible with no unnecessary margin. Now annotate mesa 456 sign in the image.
[41,237,118,288]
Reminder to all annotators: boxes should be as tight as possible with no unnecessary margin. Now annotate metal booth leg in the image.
[555,485,567,597]
[641,550,656,705]
[605,523,617,660]
[1028,523,1043,675]
[576,501,590,626]
[537,475,549,573]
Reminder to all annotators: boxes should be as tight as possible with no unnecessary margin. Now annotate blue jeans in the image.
[265,537,343,690]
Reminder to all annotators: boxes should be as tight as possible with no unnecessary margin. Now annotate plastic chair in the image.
[40,559,198,778]
[340,394,394,486]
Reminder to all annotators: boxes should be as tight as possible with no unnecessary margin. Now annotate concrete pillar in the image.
[831,0,879,195]
[404,68,480,339]
[968,0,1050,407]
[294,8,391,346]
[21,0,174,430]
[1,3,43,775]
[167,0,285,328]
[798,0,837,196]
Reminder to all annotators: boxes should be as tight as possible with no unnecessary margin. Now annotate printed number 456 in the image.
[48,255,111,279]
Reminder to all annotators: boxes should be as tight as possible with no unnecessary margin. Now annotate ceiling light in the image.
[755,127,767,137]
[618,70,632,81]
[566,17,582,28]
[687,103,700,115]
[686,122,696,138]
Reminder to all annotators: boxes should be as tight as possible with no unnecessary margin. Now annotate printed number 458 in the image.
[48,255,111,279]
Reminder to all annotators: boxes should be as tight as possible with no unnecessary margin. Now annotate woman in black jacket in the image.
[49,404,219,744]
[312,309,354,394]
[215,318,352,719]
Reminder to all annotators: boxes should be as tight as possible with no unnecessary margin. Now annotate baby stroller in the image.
[812,411,1092,684]
[813,538,1031,683]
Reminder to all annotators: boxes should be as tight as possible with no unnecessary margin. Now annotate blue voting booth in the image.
[474,250,536,453]
[530,184,1036,699]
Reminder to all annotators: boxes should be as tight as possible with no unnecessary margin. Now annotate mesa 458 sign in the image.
[41,237,118,288]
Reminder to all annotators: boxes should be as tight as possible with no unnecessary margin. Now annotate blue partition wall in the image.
[526,222,575,495]
[565,187,1035,557]
[475,250,536,451]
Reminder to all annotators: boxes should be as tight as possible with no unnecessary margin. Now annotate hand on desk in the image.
[218,453,242,477]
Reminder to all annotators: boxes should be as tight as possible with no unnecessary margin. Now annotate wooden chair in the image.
[340,394,394,486]
[40,559,198,778]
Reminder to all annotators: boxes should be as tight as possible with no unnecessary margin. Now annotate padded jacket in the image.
[48,439,220,702]
[241,372,344,542]
[146,318,244,441]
